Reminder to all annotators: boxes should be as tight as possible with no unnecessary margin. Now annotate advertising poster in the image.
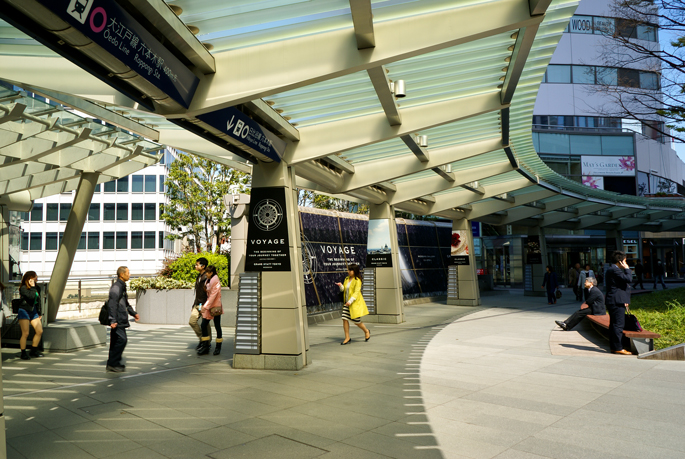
[366,219,393,268]
[581,156,635,176]
[449,229,470,265]
[525,235,543,264]
[582,176,604,190]
[244,187,291,271]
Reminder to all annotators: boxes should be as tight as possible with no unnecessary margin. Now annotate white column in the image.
[447,219,481,306]
[367,202,404,324]
[228,194,250,289]
[47,173,99,323]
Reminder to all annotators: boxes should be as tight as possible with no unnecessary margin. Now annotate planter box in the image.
[136,288,237,327]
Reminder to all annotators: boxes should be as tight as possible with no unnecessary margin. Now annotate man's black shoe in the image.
[106,365,125,373]
[29,348,44,358]
[555,320,567,330]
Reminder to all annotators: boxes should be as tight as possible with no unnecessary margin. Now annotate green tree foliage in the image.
[297,189,368,214]
[163,252,230,287]
[162,151,250,253]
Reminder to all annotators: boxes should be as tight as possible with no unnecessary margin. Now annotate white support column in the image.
[0,206,5,459]
[447,219,481,306]
[366,203,404,324]
[47,172,99,323]
[228,194,250,289]
[233,161,309,370]
[524,226,547,297]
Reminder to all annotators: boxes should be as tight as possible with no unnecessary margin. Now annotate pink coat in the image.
[201,275,223,319]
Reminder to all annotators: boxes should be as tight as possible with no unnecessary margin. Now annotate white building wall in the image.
[19,161,176,279]
[534,0,685,192]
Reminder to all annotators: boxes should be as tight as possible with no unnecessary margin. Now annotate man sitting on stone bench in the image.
[555,277,605,331]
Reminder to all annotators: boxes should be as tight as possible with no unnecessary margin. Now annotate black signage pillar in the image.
[524,226,548,297]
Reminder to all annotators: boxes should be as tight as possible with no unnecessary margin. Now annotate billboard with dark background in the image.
[299,208,451,314]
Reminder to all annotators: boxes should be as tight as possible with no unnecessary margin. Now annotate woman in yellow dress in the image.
[335,264,371,345]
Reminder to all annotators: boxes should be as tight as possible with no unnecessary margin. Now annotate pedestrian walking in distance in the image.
[198,265,223,356]
[335,264,371,345]
[542,265,559,305]
[18,271,44,360]
[632,259,644,290]
[189,257,211,350]
[106,266,139,372]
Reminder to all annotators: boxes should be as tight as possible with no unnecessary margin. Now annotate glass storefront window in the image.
[539,133,570,154]
[570,134,601,155]
[546,65,571,83]
[572,66,595,84]
[600,135,634,155]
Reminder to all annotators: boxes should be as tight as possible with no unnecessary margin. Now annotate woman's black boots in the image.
[20,349,30,360]
[29,347,43,357]
[213,339,223,355]
[197,339,211,355]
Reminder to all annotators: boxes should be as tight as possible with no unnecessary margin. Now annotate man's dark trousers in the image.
[606,304,626,351]
[564,307,593,330]
[107,327,128,367]
[633,275,644,290]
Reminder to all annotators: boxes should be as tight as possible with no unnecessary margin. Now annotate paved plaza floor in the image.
[2,290,684,459]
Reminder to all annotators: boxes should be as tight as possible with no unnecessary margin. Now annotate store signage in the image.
[366,219,393,268]
[569,16,593,34]
[197,107,287,163]
[581,156,636,177]
[524,235,542,264]
[37,0,199,108]
[245,187,291,271]
[471,221,481,237]
[623,239,638,245]
[449,229,470,265]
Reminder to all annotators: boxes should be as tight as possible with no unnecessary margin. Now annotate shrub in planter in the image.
[129,276,193,292]
[163,252,230,287]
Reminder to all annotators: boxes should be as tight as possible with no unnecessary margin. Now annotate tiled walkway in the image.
[3,290,685,458]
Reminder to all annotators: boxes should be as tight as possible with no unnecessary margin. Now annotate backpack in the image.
[98,302,110,326]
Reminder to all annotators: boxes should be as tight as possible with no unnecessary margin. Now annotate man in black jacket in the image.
[632,259,644,290]
[106,266,139,372]
[555,277,605,331]
[189,257,211,350]
[605,251,633,355]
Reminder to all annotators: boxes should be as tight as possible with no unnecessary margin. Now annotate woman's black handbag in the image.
[555,289,562,299]
[11,298,24,314]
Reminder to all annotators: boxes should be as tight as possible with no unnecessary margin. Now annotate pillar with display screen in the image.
[233,161,308,371]
[524,226,548,297]
[365,203,404,324]
[447,219,481,306]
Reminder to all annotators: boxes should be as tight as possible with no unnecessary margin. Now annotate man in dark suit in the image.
[555,277,605,330]
[605,251,633,355]
[632,259,644,290]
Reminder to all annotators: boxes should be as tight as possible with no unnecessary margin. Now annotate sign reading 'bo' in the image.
[197,107,287,163]
[36,0,199,108]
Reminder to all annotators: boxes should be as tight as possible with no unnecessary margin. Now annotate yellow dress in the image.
[340,276,369,320]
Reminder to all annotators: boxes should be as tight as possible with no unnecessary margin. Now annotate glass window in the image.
[596,67,618,86]
[21,233,28,251]
[116,232,128,250]
[116,203,128,221]
[159,203,164,220]
[548,116,572,128]
[60,203,71,221]
[637,24,657,42]
[597,117,621,129]
[618,68,640,88]
[159,175,165,192]
[572,66,595,84]
[131,203,143,221]
[104,203,115,221]
[159,231,165,249]
[538,133,570,154]
[131,231,143,249]
[117,177,129,193]
[145,175,156,193]
[59,232,64,246]
[88,203,100,221]
[568,16,593,34]
[132,175,144,193]
[20,211,29,221]
[30,233,42,251]
[622,119,642,134]
[617,19,637,39]
[104,180,116,193]
[570,135,602,155]
[144,231,156,249]
[30,204,43,222]
[532,132,540,152]
[103,232,115,250]
[94,184,101,193]
[545,160,569,175]
[145,203,156,221]
[78,233,86,250]
[546,65,571,83]
[640,72,659,90]
[593,17,615,35]
[46,232,58,250]
[88,232,99,250]
[601,136,634,156]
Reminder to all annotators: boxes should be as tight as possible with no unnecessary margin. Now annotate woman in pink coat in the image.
[198,265,223,355]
